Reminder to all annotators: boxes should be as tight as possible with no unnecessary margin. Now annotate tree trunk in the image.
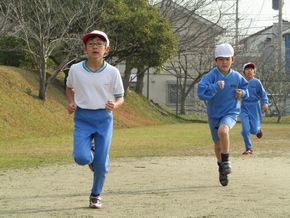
[277,115,281,123]
[38,58,47,100]
[136,67,145,95]
[180,74,188,115]
[38,73,47,100]
[180,93,186,114]
[38,76,47,100]
[123,61,133,96]
[63,69,68,89]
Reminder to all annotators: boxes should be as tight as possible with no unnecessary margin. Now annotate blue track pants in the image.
[240,102,261,150]
[73,107,113,196]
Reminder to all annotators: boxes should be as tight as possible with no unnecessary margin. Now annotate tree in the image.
[0,0,105,99]
[155,0,225,114]
[258,60,290,123]
[163,50,211,114]
[125,3,178,95]
[103,0,177,94]
[1,0,177,99]
[0,36,26,66]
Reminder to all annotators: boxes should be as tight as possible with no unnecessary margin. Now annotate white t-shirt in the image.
[66,60,124,110]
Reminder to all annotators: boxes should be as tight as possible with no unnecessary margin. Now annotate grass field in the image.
[0,121,289,170]
[0,65,289,170]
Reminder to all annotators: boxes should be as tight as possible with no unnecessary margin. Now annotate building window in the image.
[167,82,194,105]
[167,83,179,104]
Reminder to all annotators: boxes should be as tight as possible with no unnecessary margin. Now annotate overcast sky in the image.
[239,0,290,35]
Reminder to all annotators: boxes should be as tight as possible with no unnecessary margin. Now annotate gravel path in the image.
[1,156,290,218]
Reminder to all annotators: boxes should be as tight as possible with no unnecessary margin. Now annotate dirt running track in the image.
[0,156,290,218]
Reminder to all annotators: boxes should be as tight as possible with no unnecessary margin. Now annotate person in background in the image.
[198,43,249,186]
[66,30,124,209]
[240,62,269,155]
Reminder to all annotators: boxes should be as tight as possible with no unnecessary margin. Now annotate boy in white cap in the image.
[198,43,248,186]
[66,30,124,208]
[240,62,268,155]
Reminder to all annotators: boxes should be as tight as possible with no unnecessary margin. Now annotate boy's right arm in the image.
[66,87,76,114]
[197,75,221,100]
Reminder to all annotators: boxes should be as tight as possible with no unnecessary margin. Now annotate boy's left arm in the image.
[259,81,269,111]
[259,82,269,105]
[106,96,124,112]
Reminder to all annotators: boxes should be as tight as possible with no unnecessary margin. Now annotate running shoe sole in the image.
[242,149,253,155]
[256,130,263,138]
[218,162,229,186]
[219,172,228,186]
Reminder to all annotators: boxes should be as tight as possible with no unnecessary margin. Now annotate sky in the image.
[153,0,290,39]
[238,0,290,35]
[194,0,290,40]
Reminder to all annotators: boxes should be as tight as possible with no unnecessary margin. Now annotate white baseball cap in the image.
[82,30,110,46]
[214,43,234,58]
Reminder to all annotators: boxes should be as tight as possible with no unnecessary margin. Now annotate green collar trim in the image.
[216,67,232,77]
[82,60,107,73]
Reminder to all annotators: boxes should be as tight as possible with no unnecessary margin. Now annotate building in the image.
[239,20,290,74]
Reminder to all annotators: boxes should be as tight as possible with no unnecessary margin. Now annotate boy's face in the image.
[215,57,234,74]
[244,68,255,80]
[84,37,110,60]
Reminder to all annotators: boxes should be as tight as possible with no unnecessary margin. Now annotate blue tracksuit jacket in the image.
[198,67,249,119]
[240,77,269,149]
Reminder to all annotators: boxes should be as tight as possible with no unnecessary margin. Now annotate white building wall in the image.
[142,71,175,107]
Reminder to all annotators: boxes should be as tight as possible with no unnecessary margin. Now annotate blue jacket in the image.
[243,78,268,105]
[198,67,249,119]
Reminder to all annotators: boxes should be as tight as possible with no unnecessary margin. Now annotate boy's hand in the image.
[217,80,224,89]
[235,89,243,99]
[262,104,269,111]
[67,102,77,114]
[106,100,115,112]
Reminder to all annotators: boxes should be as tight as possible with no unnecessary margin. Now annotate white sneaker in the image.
[89,195,102,209]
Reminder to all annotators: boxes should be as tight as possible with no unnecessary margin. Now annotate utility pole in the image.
[235,0,239,48]
[176,75,179,116]
[278,0,286,116]
[278,0,283,72]
[146,68,149,99]
[275,0,286,116]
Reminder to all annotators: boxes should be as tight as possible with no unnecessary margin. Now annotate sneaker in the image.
[89,195,102,209]
[256,129,263,138]
[91,142,95,152]
[218,162,228,186]
[242,149,253,155]
[88,142,95,172]
[221,161,232,175]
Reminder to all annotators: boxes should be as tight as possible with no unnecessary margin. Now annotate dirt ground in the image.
[1,155,290,218]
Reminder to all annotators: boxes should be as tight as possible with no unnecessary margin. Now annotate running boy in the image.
[240,62,269,155]
[197,43,248,186]
[66,30,124,209]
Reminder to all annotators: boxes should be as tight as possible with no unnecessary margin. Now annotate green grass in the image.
[1,122,289,170]
[0,65,181,169]
[111,122,290,158]
[0,134,73,169]
[0,65,289,170]
[0,66,181,142]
